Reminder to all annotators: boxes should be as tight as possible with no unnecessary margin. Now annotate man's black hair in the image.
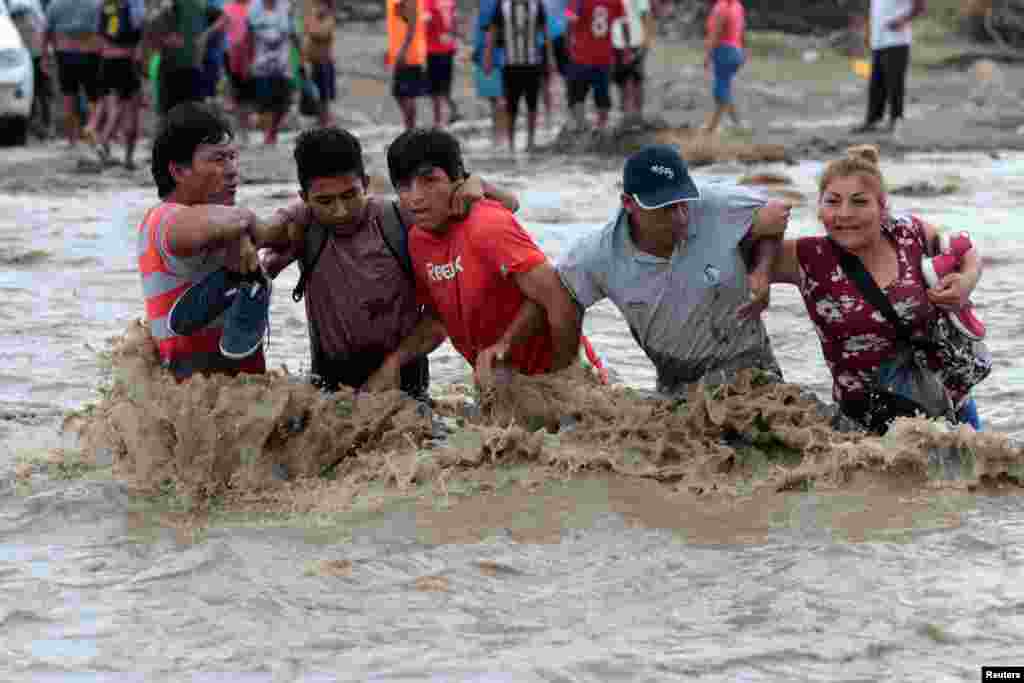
[293,127,365,193]
[151,102,234,199]
[386,128,467,189]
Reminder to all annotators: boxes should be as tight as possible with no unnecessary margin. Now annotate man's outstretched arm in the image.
[363,314,448,392]
[474,262,580,387]
[737,201,791,319]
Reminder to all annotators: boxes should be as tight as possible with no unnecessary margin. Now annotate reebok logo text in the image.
[427,256,464,281]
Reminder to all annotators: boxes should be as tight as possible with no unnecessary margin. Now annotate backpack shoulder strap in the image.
[377,198,413,278]
[291,222,329,302]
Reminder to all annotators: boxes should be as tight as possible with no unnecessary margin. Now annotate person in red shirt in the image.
[703,0,746,134]
[424,0,459,127]
[566,0,628,130]
[386,128,581,386]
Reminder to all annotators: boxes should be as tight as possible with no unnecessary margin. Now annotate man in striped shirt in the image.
[484,0,553,152]
[139,102,288,379]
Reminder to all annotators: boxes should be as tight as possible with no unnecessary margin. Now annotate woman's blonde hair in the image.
[818,144,886,199]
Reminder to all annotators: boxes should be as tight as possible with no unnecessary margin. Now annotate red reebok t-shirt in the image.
[409,200,554,375]
[425,0,457,54]
[569,0,625,66]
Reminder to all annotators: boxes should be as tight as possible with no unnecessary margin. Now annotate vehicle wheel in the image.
[11,118,27,146]
[2,118,28,146]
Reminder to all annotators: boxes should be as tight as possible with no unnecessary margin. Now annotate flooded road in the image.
[1,127,1023,680]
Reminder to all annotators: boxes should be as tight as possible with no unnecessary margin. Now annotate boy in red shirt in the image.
[424,0,459,127]
[386,128,580,385]
[567,0,628,130]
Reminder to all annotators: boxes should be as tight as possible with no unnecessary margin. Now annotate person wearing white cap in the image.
[555,144,792,395]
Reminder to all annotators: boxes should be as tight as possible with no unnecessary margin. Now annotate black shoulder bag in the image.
[831,240,954,434]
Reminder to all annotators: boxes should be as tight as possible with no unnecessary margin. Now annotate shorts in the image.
[613,47,646,85]
[249,74,293,113]
[426,53,455,97]
[502,64,542,123]
[392,65,427,99]
[568,63,611,110]
[712,45,744,104]
[311,61,336,102]
[473,62,503,99]
[99,56,142,100]
[158,65,201,115]
[226,68,254,104]
[198,49,224,100]
[542,34,570,77]
[55,50,101,99]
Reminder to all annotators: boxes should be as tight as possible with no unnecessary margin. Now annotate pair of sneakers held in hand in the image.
[167,235,271,360]
[921,231,986,340]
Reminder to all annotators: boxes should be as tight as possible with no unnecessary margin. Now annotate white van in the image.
[0,0,34,145]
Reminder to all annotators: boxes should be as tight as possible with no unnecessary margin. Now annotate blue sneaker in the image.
[167,268,240,337]
[219,275,271,360]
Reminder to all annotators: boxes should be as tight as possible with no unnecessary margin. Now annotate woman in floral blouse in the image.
[768,145,984,429]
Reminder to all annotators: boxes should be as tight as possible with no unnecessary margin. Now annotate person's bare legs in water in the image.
[431,92,446,127]
[490,96,505,147]
[97,89,142,168]
[398,95,417,130]
[264,108,286,145]
[525,103,539,152]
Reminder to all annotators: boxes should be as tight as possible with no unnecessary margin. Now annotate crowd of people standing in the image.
[386,0,661,151]
[10,0,666,159]
[4,0,938,160]
[6,0,339,163]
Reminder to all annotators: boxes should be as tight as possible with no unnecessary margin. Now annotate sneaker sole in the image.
[219,337,264,360]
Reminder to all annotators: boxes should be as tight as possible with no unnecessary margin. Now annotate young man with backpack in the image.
[260,126,519,395]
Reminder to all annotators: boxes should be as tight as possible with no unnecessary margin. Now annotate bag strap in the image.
[377,198,413,278]
[291,222,329,302]
[827,237,922,344]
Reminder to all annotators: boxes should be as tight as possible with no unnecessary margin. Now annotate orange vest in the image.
[386,0,427,67]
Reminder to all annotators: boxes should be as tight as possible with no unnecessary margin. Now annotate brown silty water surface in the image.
[1,128,1024,680]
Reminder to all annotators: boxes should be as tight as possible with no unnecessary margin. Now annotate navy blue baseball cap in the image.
[623,145,701,209]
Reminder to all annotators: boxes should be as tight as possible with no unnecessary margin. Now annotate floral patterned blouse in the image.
[796,215,959,407]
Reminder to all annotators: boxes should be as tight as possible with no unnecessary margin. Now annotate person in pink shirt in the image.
[424,0,459,127]
[223,0,255,141]
[702,0,745,134]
